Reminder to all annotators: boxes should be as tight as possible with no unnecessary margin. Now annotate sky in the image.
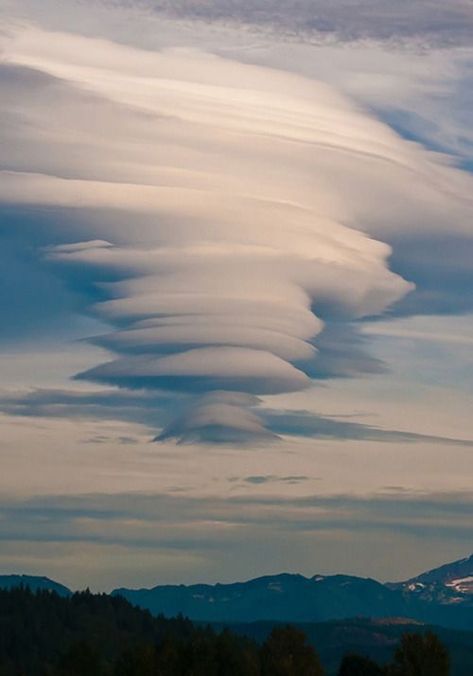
[0,0,472,592]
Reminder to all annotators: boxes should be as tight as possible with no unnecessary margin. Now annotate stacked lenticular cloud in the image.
[6,24,468,441]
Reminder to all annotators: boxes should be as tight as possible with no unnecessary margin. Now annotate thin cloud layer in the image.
[1,18,472,441]
[1,387,473,448]
[0,489,472,583]
[135,0,473,46]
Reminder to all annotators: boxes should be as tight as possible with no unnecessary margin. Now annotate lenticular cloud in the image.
[4,24,463,442]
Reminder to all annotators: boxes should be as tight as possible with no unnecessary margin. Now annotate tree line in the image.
[0,587,449,675]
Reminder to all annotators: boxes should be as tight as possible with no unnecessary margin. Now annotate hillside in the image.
[218,618,473,676]
[0,587,471,675]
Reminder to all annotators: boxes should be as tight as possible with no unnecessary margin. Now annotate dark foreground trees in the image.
[261,626,324,676]
[388,631,449,676]
[338,654,385,675]
[0,587,323,676]
[0,587,451,676]
[337,630,450,676]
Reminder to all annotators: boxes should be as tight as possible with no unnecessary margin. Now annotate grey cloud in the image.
[142,0,473,46]
[263,409,473,447]
[237,475,312,485]
[8,0,473,47]
[0,489,472,553]
[386,234,473,317]
[76,349,311,395]
[80,434,140,445]
[1,387,472,448]
[0,387,178,429]
[305,322,386,379]
[155,391,277,444]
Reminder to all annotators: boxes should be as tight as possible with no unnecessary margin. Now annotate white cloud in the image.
[1,17,472,439]
[0,19,465,438]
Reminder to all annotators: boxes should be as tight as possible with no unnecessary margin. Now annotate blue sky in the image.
[0,0,472,590]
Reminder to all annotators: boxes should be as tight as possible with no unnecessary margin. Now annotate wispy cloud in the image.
[230,475,313,485]
[2,387,472,447]
[137,0,473,46]
[0,489,471,588]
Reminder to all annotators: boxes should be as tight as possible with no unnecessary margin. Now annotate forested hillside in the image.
[0,587,462,675]
[0,587,319,675]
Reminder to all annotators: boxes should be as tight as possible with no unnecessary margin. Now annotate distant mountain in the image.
[410,553,473,586]
[4,553,473,631]
[112,569,473,630]
[389,554,473,607]
[0,574,71,597]
[115,573,408,623]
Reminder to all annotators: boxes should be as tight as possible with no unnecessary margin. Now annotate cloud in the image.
[234,475,312,485]
[0,17,472,441]
[0,388,174,428]
[137,0,473,46]
[76,348,311,394]
[80,434,140,445]
[6,0,473,48]
[263,410,473,447]
[387,234,473,317]
[0,488,472,558]
[156,392,277,444]
[1,387,472,448]
[304,323,386,379]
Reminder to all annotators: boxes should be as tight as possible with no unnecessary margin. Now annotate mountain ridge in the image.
[387,553,473,606]
[0,574,71,597]
[111,556,473,629]
[2,553,472,630]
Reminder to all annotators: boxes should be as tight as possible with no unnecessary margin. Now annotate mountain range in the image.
[0,574,71,597]
[2,553,472,630]
[112,554,473,629]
